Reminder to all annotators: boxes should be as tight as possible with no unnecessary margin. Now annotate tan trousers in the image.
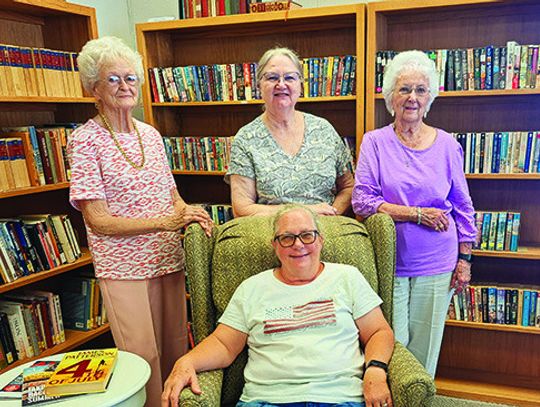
[100,272,189,407]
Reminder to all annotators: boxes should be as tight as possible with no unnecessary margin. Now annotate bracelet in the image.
[416,207,422,225]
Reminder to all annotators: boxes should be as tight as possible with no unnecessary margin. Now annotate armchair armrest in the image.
[388,342,435,407]
[178,369,224,407]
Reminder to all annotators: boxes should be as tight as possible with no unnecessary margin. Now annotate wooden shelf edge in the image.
[435,376,540,407]
[375,88,540,99]
[137,4,363,32]
[0,249,92,294]
[0,96,94,103]
[466,174,540,180]
[152,95,355,107]
[0,182,70,199]
[473,246,540,260]
[445,319,540,334]
[172,170,226,176]
[0,323,110,375]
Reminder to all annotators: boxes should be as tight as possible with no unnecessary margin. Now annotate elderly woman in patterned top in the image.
[67,36,212,407]
[226,47,354,217]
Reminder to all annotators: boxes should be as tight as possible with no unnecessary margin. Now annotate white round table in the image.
[0,350,151,407]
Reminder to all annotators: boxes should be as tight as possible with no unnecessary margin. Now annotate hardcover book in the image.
[45,348,118,396]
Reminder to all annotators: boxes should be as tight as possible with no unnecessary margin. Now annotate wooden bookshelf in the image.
[0,182,70,199]
[0,323,110,375]
[366,1,540,404]
[473,246,540,260]
[171,170,227,176]
[136,4,365,203]
[445,320,540,335]
[0,0,109,373]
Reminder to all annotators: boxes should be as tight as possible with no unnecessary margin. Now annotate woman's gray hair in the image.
[273,204,320,237]
[77,36,145,92]
[381,50,439,116]
[256,47,304,83]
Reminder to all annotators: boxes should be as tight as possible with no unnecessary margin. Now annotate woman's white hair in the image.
[77,36,144,92]
[381,50,439,116]
[256,46,304,83]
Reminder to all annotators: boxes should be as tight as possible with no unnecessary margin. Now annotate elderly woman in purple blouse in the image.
[352,50,477,377]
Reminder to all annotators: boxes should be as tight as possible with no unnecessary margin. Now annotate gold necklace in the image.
[99,112,146,170]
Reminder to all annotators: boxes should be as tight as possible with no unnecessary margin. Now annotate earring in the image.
[391,109,395,117]
[424,111,428,118]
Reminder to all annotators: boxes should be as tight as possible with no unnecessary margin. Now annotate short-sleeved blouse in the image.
[226,113,352,205]
[68,119,184,280]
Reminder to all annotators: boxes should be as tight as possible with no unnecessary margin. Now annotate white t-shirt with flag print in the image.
[218,262,382,404]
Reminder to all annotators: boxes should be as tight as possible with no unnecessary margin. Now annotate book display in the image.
[366,1,540,405]
[136,4,365,205]
[0,0,109,375]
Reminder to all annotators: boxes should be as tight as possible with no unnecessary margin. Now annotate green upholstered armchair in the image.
[180,214,435,407]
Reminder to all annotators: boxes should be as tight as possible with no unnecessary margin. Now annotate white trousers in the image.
[392,272,453,377]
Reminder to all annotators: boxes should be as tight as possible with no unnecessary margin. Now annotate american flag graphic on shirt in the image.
[263,299,337,335]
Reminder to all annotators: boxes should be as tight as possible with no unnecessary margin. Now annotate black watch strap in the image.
[458,252,472,263]
[365,359,388,373]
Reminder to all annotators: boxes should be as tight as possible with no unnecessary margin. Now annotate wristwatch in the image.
[365,360,388,374]
[458,252,473,263]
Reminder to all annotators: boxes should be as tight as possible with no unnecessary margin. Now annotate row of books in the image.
[149,63,261,103]
[179,0,298,19]
[180,0,250,18]
[60,275,108,332]
[447,285,540,328]
[163,136,233,172]
[0,44,83,98]
[0,124,79,191]
[149,54,357,103]
[0,290,66,368]
[200,203,234,225]
[0,215,82,285]
[473,211,520,252]
[302,55,357,98]
[453,131,540,175]
[375,41,540,93]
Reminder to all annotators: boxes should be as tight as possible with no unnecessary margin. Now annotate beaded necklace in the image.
[99,112,145,170]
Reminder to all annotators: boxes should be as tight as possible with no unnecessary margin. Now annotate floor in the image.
[433,395,516,407]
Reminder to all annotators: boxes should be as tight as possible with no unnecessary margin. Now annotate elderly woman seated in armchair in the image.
[161,204,395,407]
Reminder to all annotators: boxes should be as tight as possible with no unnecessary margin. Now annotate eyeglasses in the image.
[273,230,319,248]
[262,71,301,84]
[396,85,430,96]
[103,74,139,87]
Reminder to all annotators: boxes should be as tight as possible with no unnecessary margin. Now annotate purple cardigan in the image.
[352,125,477,278]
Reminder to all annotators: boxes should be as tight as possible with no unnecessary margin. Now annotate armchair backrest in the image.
[184,214,396,406]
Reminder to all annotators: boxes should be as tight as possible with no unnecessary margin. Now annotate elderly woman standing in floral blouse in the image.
[68,36,212,407]
[226,47,354,217]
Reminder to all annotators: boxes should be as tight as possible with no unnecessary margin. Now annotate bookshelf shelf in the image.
[366,0,540,403]
[151,95,356,107]
[0,324,110,375]
[0,97,95,104]
[0,248,92,294]
[445,320,540,335]
[466,174,540,180]
[374,88,540,99]
[435,377,540,407]
[0,182,70,199]
[473,247,540,260]
[137,4,365,204]
[171,170,226,176]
